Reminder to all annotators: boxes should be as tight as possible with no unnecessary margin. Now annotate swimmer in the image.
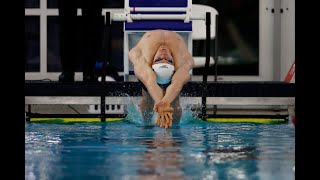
[128,30,195,128]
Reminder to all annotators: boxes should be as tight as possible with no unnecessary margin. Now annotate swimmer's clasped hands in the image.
[154,100,173,129]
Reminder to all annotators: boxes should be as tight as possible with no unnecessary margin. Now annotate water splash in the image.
[122,95,202,127]
[121,96,145,125]
[179,98,203,125]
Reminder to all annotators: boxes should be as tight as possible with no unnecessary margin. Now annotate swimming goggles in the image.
[154,57,173,64]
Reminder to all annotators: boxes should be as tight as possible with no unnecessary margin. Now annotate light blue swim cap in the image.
[152,63,175,84]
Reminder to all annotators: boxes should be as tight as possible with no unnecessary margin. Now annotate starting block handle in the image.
[113,13,128,21]
[130,7,187,12]
[112,12,206,22]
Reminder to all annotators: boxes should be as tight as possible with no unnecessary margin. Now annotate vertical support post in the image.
[214,14,218,82]
[26,105,31,122]
[213,14,219,115]
[101,11,112,82]
[100,11,112,122]
[101,87,106,122]
[201,12,211,121]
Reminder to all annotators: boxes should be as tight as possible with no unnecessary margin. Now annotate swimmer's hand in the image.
[154,101,173,128]
[155,112,173,128]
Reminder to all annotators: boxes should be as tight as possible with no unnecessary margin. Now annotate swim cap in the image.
[152,63,175,84]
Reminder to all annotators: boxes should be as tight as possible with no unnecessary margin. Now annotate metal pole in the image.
[100,11,112,122]
[201,12,211,121]
[213,14,219,115]
[214,14,218,82]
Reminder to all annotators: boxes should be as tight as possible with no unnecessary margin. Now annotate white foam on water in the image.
[123,96,200,126]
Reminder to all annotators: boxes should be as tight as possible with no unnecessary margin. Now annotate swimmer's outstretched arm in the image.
[153,64,191,128]
[155,57,194,109]
[129,47,163,103]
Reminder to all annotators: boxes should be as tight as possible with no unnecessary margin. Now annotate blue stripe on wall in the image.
[125,21,192,31]
[129,0,187,7]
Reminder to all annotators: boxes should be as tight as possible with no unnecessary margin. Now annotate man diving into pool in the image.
[128,30,195,128]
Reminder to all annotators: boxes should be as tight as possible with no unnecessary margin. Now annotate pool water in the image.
[25,118,295,180]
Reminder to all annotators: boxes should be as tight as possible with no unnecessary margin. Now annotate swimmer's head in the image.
[152,63,175,84]
[152,45,175,84]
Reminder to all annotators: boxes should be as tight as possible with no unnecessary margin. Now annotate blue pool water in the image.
[25,118,295,180]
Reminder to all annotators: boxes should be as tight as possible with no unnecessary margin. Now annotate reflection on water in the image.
[137,130,185,179]
[25,120,295,180]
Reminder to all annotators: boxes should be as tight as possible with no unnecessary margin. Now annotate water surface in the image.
[25,118,295,180]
